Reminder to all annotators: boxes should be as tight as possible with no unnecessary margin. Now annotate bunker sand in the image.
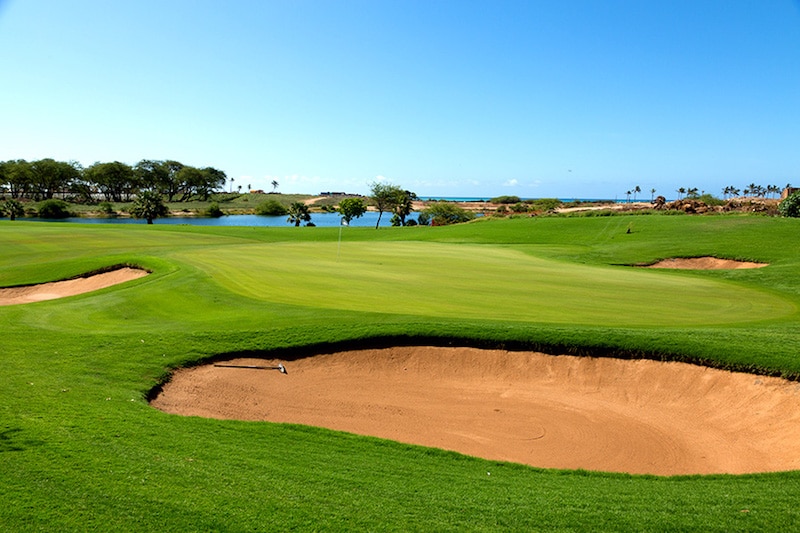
[0,267,148,305]
[152,347,800,476]
[644,257,768,269]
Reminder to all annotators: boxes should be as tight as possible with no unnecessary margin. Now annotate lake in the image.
[15,211,420,228]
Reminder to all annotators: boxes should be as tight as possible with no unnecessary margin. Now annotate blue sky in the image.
[1,1,798,199]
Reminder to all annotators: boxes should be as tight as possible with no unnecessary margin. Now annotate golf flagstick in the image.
[337,218,348,260]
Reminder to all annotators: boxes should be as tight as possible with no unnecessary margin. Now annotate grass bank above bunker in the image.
[0,266,149,305]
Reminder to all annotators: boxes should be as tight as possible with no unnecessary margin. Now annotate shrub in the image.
[204,203,224,217]
[779,192,800,218]
[490,195,521,204]
[697,194,724,207]
[510,203,529,213]
[130,191,169,224]
[530,198,562,212]
[98,201,115,215]
[422,202,475,225]
[0,199,25,220]
[37,199,72,219]
[256,200,287,216]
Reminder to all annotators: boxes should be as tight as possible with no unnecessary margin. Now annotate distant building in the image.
[250,189,266,194]
[319,191,347,197]
[781,187,799,200]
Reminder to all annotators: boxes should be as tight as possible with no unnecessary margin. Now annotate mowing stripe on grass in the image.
[174,241,793,327]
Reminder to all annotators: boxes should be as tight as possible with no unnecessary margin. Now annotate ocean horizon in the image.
[420,197,644,203]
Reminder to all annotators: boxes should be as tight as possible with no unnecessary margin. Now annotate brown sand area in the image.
[0,267,148,305]
[644,257,768,269]
[151,346,800,476]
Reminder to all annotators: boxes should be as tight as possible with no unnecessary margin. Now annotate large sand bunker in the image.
[644,257,768,269]
[151,346,800,476]
[0,267,148,305]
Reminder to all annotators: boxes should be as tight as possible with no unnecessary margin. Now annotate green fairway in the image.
[177,241,792,326]
[2,215,800,531]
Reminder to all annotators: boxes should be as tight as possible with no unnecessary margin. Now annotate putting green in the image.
[174,241,793,327]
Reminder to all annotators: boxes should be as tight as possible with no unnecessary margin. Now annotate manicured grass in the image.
[2,214,800,531]
[177,241,790,327]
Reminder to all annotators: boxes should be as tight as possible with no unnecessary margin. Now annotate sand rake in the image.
[213,362,287,374]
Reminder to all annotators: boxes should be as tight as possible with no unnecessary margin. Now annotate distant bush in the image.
[421,203,475,225]
[529,198,562,212]
[204,203,224,217]
[779,192,800,218]
[490,195,521,204]
[510,203,529,213]
[697,194,724,207]
[256,200,287,216]
[37,199,72,219]
[0,199,25,220]
[98,201,115,215]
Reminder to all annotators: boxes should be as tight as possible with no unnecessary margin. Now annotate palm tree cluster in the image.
[723,183,786,199]
[624,185,643,203]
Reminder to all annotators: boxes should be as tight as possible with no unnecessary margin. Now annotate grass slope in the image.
[1,214,800,531]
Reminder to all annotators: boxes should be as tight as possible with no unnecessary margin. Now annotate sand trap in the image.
[644,257,768,269]
[0,267,149,305]
[151,346,800,476]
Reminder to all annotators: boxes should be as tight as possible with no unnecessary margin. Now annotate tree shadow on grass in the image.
[0,427,42,452]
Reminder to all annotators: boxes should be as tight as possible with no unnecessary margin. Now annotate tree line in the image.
[0,158,227,203]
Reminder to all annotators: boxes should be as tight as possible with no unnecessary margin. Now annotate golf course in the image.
[3,213,800,530]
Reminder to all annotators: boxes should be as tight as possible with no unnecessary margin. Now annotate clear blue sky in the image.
[1,0,798,199]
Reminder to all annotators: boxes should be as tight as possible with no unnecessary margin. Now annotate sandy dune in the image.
[0,267,148,305]
[151,346,800,476]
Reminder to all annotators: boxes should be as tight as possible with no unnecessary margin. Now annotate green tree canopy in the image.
[390,189,417,226]
[337,197,367,224]
[779,192,800,218]
[370,182,410,228]
[0,199,25,220]
[29,159,82,200]
[256,199,288,216]
[130,190,169,224]
[37,199,72,219]
[0,159,33,199]
[420,202,475,226]
[286,201,311,227]
[84,161,137,202]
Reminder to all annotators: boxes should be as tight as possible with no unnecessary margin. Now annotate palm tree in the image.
[650,188,656,201]
[633,185,641,202]
[0,199,25,221]
[286,201,311,227]
[723,185,740,199]
[131,190,168,224]
[687,187,699,199]
[625,190,632,203]
[271,180,279,193]
[767,185,779,198]
[229,177,235,193]
[677,187,686,199]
